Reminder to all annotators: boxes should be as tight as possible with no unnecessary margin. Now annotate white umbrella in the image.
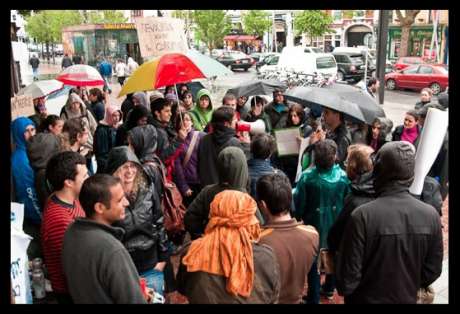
[17,79,64,99]
[56,64,104,87]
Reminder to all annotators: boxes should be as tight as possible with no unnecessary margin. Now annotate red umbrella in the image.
[56,64,105,87]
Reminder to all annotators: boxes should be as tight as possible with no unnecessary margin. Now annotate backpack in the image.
[145,158,186,245]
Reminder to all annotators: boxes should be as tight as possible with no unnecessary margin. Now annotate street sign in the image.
[11,95,34,120]
[134,17,188,59]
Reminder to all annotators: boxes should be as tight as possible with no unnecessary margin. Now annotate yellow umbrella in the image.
[118,53,206,98]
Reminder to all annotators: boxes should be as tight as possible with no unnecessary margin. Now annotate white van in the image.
[276,46,338,77]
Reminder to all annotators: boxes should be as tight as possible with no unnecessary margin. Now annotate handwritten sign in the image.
[11,95,34,120]
[273,127,301,156]
[135,17,187,59]
[11,230,33,303]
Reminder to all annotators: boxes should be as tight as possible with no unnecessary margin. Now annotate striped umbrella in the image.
[56,64,105,87]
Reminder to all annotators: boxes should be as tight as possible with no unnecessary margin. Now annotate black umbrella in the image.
[226,79,287,98]
[284,86,366,124]
[322,83,386,125]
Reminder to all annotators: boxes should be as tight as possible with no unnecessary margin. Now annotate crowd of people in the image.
[11,75,448,304]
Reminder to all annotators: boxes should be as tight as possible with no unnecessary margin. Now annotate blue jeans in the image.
[139,268,164,296]
[32,68,39,80]
[306,257,321,304]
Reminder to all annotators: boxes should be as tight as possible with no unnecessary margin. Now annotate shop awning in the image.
[237,35,258,41]
[224,35,259,41]
[224,35,239,40]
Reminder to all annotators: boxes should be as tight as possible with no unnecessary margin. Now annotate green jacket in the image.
[190,89,213,131]
[293,164,351,248]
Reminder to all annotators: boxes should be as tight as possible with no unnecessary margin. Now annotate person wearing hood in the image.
[335,141,443,304]
[27,132,61,209]
[327,144,376,255]
[104,147,169,296]
[186,146,262,240]
[126,56,139,77]
[115,105,152,147]
[94,105,123,173]
[190,88,214,132]
[11,117,43,259]
[133,92,150,110]
[198,106,250,187]
[29,97,48,131]
[264,89,289,130]
[293,139,351,303]
[121,93,135,123]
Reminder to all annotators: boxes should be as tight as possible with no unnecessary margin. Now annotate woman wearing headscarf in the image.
[177,189,280,303]
[133,92,150,110]
[190,89,214,132]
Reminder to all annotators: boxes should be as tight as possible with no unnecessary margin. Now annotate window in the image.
[316,56,336,69]
[132,10,142,17]
[334,55,343,63]
[419,66,433,74]
[403,66,420,74]
[333,10,342,21]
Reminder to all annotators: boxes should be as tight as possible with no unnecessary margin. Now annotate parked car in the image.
[258,54,280,73]
[393,56,425,71]
[303,46,324,54]
[250,52,265,63]
[256,53,280,72]
[385,64,448,95]
[332,51,365,83]
[277,47,337,77]
[216,51,254,71]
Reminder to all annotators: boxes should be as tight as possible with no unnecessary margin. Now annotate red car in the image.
[385,64,448,95]
[393,56,425,71]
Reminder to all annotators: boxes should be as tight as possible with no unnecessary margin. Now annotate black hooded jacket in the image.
[151,117,183,161]
[104,146,169,273]
[115,106,152,147]
[336,142,443,304]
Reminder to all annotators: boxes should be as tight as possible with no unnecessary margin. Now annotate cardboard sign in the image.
[135,17,187,59]
[11,95,34,120]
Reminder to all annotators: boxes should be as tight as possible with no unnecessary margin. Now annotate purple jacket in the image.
[174,129,205,195]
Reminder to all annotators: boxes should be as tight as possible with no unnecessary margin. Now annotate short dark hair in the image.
[46,151,86,191]
[222,93,237,105]
[406,109,419,121]
[367,77,378,87]
[250,96,265,108]
[89,88,104,102]
[211,106,235,125]
[251,133,276,159]
[150,97,171,114]
[256,173,292,215]
[79,174,122,218]
[314,139,337,171]
[63,118,87,145]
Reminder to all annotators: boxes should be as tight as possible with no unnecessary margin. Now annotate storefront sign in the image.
[134,17,187,59]
[11,95,34,120]
[103,23,135,30]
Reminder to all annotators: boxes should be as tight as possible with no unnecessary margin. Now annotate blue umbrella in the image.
[186,49,233,78]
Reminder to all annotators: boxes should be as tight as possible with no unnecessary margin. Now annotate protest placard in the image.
[135,17,188,59]
[11,95,34,120]
[273,127,301,156]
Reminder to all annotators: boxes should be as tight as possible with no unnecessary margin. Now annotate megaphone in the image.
[236,119,266,135]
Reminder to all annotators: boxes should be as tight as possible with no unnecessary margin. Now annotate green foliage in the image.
[242,10,272,37]
[193,10,232,51]
[293,10,334,39]
[86,10,127,24]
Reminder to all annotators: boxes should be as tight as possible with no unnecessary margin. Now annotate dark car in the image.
[216,51,254,71]
[332,52,365,83]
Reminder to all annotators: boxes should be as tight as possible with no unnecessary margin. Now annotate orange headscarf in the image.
[182,190,261,298]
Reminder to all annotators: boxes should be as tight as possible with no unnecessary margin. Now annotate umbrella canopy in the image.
[186,49,233,78]
[56,64,105,87]
[284,86,366,123]
[323,83,386,125]
[119,53,206,98]
[17,79,64,99]
[226,79,287,98]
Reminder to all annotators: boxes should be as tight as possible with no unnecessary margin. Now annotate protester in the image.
[247,133,279,198]
[181,91,194,111]
[42,151,89,303]
[293,139,351,303]
[392,110,421,146]
[186,146,263,239]
[27,132,61,209]
[115,105,151,146]
[327,144,375,254]
[264,89,289,130]
[197,106,250,187]
[177,190,280,304]
[115,59,127,86]
[350,122,368,145]
[244,96,272,133]
[11,117,42,259]
[365,117,390,152]
[173,111,206,205]
[39,114,64,135]
[29,97,48,130]
[257,173,319,304]
[121,93,135,123]
[62,174,147,304]
[29,54,40,81]
[105,147,169,296]
[94,105,122,173]
[336,141,443,304]
[190,88,214,132]
[366,77,379,98]
[61,53,73,69]
[236,95,249,120]
[87,88,106,122]
[286,103,313,138]
[415,88,433,110]
[133,92,150,110]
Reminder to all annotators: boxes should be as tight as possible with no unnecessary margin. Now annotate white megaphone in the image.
[236,119,266,135]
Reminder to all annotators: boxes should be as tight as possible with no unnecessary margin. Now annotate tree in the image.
[293,10,334,45]
[395,10,421,57]
[172,10,195,48]
[193,10,232,52]
[86,10,127,24]
[242,10,272,38]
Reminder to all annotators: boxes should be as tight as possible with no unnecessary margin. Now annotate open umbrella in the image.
[118,53,206,98]
[56,64,104,87]
[323,83,386,125]
[186,49,233,78]
[226,79,287,98]
[17,79,64,99]
[284,86,366,123]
